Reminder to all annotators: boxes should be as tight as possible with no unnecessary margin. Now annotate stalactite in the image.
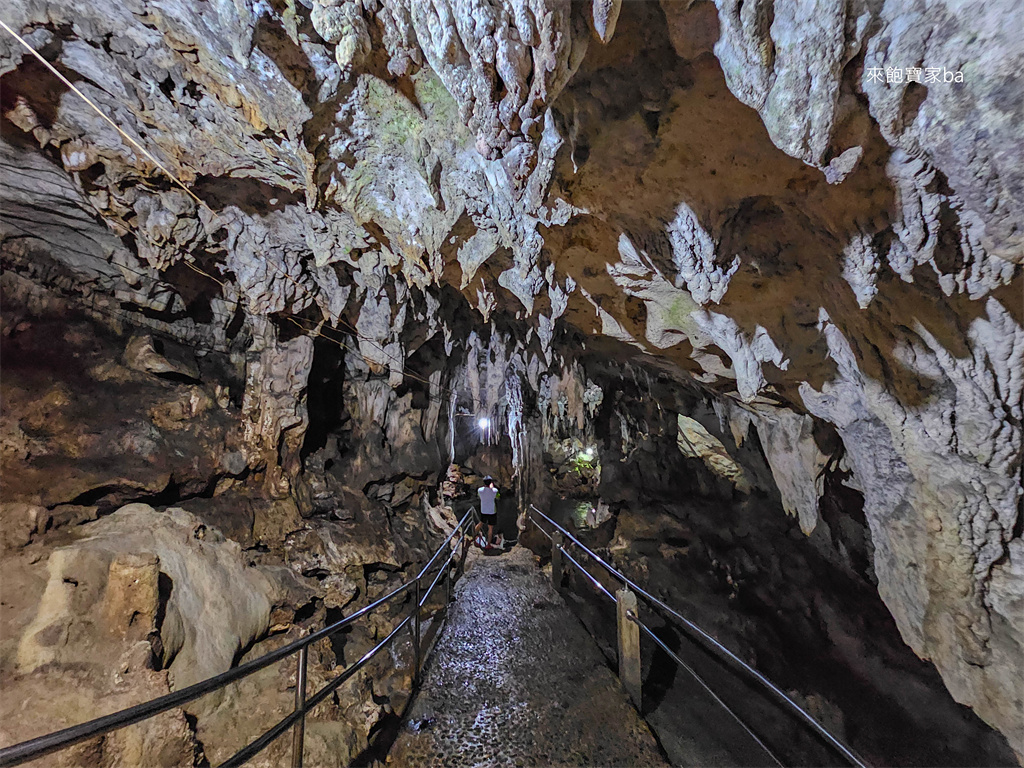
[506,362,525,478]
[448,388,458,465]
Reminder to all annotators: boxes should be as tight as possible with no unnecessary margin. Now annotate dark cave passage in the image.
[1,278,1018,768]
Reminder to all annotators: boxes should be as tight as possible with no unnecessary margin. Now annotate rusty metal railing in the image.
[527,504,869,768]
[0,510,474,768]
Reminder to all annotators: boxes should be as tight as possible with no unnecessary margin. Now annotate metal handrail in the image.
[528,504,868,768]
[420,543,460,608]
[221,613,415,767]
[532,515,785,767]
[626,610,784,768]
[540,520,786,765]
[0,509,474,768]
[561,542,619,602]
[415,515,466,580]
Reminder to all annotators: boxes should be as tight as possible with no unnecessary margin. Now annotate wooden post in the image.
[551,531,564,590]
[616,588,642,711]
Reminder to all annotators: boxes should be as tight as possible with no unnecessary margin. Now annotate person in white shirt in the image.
[474,477,500,549]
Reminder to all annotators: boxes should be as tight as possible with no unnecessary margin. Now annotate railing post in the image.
[551,531,563,590]
[291,644,307,768]
[616,589,642,711]
[447,523,461,606]
[445,557,453,605]
[413,577,422,683]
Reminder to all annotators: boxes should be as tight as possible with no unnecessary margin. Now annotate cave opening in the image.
[302,332,349,460]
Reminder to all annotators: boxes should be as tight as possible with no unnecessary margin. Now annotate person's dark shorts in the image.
[481,513,497,526]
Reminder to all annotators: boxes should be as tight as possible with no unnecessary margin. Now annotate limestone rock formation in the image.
[1,0,1021,761]
[17,504,273,686]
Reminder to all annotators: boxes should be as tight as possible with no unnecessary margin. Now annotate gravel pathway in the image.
[388,546,668,767]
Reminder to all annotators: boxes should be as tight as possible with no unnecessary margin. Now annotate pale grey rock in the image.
[17,504,275,691]
[2,0,316,191]
[712,0,775,111]
[0,136,131,286]
[860,0,1024,265]
[667,202,738,305]
[458,227,501,288]
[714,0,867,168]
[355,281,407,384]
[396,0,588,161]
[589,0,622,44]
[475,283,498,322]
[712,0,1023,271]
[607,233,700,350]
[123,333,201,380]
[886,150,1016,299]
[677,413,752,493]
[241,317,315,493]
[546,273,571,322]
[309,263,354,325]
[286,520,399,574]
[583,381,603,417]
[312,0,371,73]
[376,0,423,77]
[841,231,880,309]
[751,408,827,534]
[216,207,318,316]
[498,261,546,314]
[132,190,203,271]
[823,145,863,185]
[801,306,1024,754]
[691,311,788,402]
[2,0,1022,752]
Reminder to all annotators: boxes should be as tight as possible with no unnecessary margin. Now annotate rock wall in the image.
[549,376,1017,766]
[0,284,479,765]
[1,0,1021,758]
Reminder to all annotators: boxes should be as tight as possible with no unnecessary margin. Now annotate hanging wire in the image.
[0,18,442,387]
[0,17,545,431]
[0,18,206,209]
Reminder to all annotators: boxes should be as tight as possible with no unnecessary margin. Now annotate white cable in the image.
[0,17,207,210]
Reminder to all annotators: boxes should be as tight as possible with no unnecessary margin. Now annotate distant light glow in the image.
[580,447,595,461]
[478,417,490,430]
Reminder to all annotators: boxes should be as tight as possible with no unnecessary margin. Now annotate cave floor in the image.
[387,546,669,767]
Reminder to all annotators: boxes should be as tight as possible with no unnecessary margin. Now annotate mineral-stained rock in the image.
[101,552,162,644]
[148,386,215,430]
[0,665,195,768]
[0,299,241,509]
[124,333,201,381]
[0,503,50,551]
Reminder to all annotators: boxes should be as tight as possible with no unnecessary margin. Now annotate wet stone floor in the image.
[388,547,668,767]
